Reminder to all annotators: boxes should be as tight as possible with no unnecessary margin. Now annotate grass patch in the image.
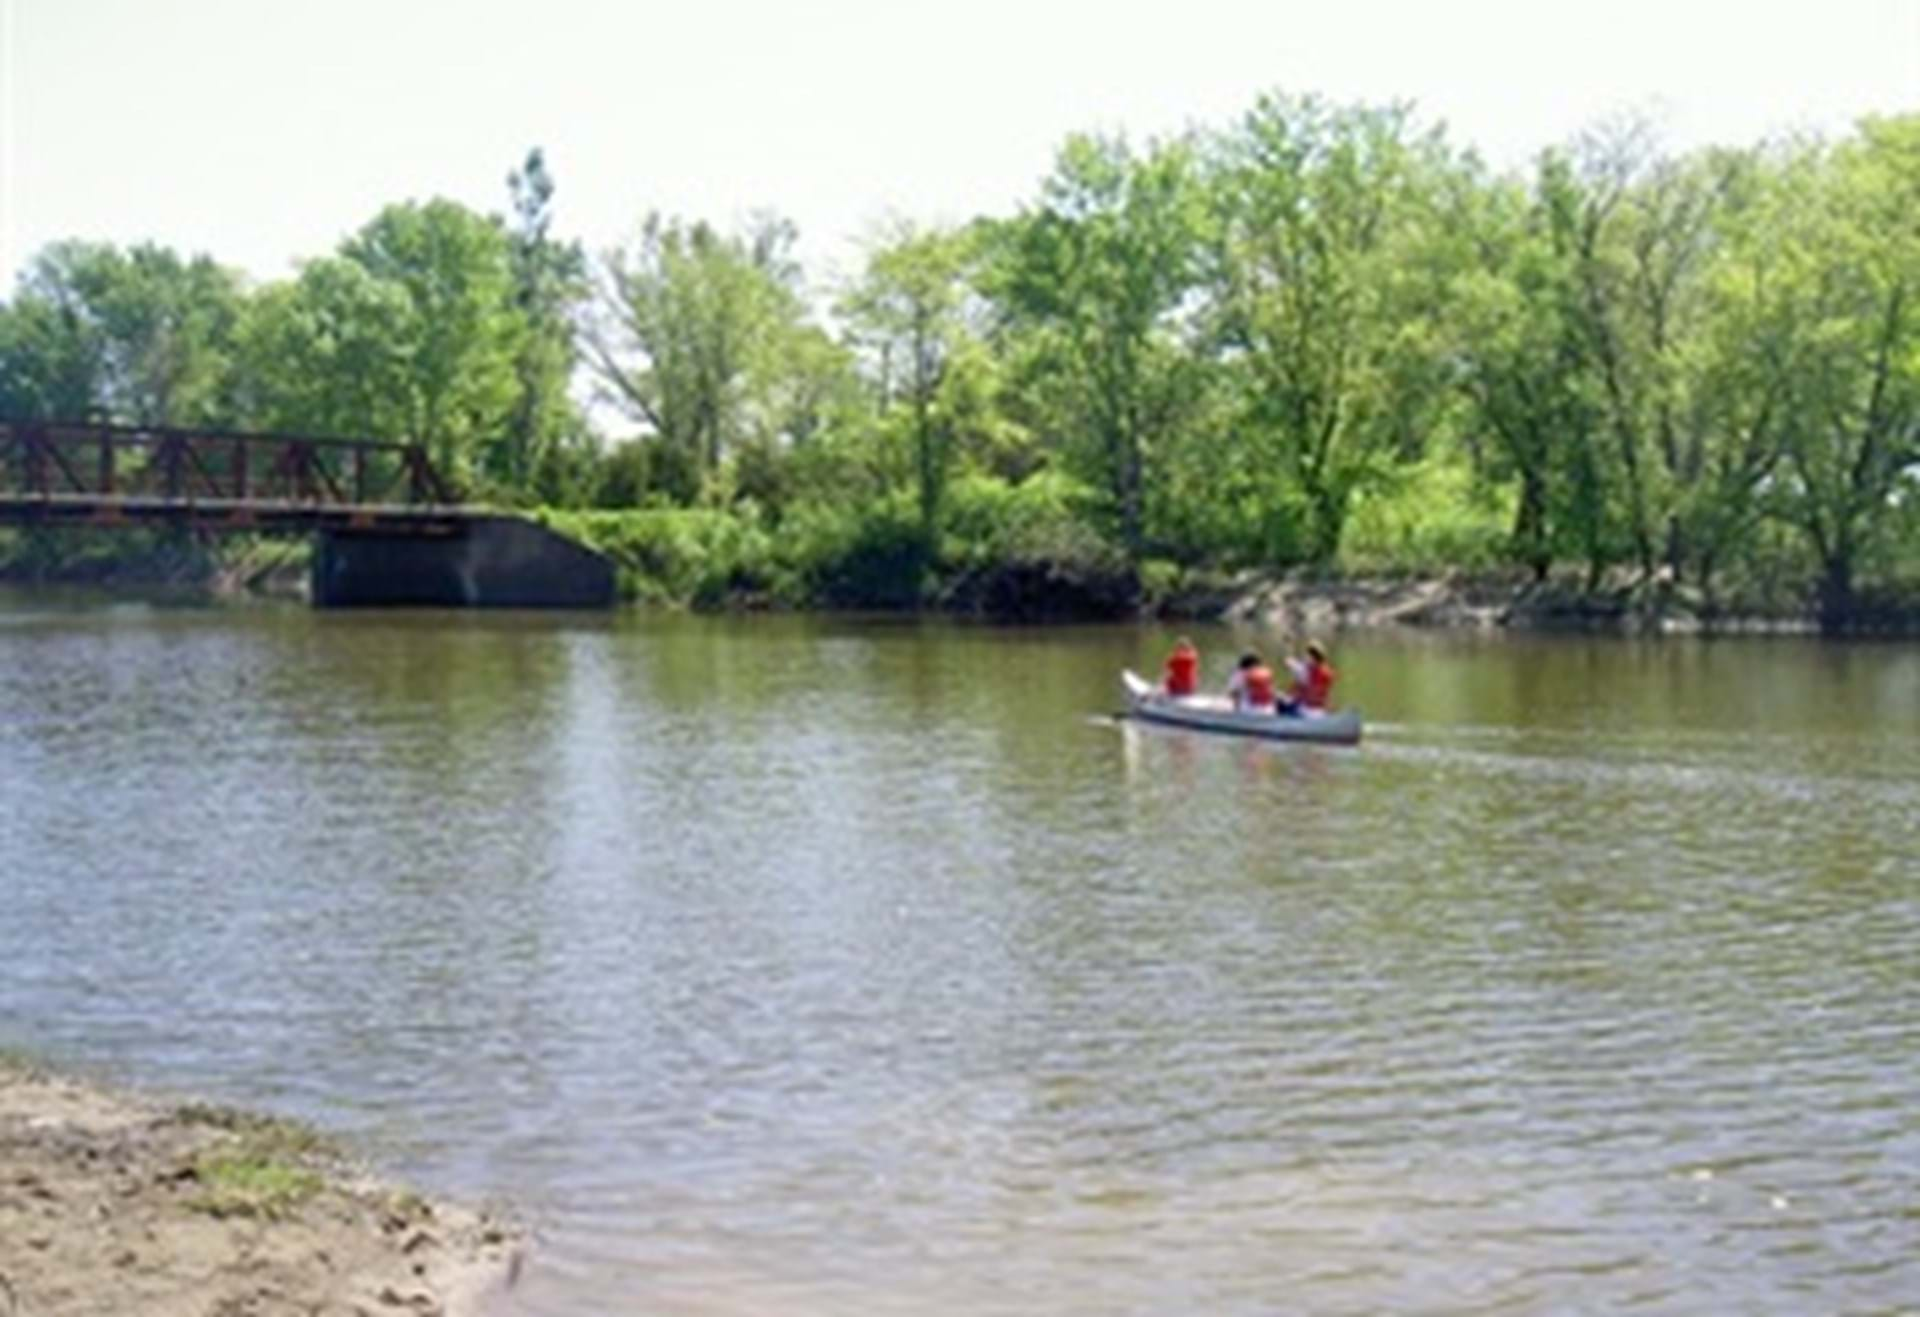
[176,1103,333,1220]
[187,1150,324,1220]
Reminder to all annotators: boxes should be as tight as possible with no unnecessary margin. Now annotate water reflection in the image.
[1,599,1916,1314]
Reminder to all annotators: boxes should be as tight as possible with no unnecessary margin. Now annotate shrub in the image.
[1341,456,1513,574]
[537,508,782,607]
[781,494,932,609]
[0,524,233,586]
[941,470,1102,566]
[937,472,1139,620]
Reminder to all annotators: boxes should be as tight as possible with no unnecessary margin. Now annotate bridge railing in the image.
[0,421,455,510]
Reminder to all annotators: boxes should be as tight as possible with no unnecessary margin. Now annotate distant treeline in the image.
[3,95,1917,628]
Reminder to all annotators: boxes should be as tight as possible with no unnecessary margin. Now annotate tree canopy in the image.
[5,107,1917,627]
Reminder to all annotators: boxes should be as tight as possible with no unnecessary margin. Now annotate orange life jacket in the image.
[1244,664,1275,707]
[1164,645,1198,695]
[1292,660,1335,710]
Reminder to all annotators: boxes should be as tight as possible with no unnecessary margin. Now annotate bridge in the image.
[0,419,461,533]
[0,419,614,608]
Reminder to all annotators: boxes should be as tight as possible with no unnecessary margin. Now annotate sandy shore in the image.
[0,1056,521,1317]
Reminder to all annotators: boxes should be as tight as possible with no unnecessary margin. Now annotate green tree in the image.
[988,132,1210,559]
[234,256,417,439]
[0,241,243,426]
[339,199,525,483]
[1446,166,1614,583]
[839,221,987,535]
[586,212,819,502]
[1761,117,1920,626]
[747,320,865,516]
[1544,124,1761,588]
[1450,137,1795,603]
[1208,94,1458,565]
[0,286,104,420]
[497,148,589,495]
[1669,147,1801,604]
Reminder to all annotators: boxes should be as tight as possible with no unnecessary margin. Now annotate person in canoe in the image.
[1162,636,1200,697]
[1227,651,1277,711]
[1277,639,1336,716]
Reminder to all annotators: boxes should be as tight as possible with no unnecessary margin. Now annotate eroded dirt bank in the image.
[0,1058,520,1317]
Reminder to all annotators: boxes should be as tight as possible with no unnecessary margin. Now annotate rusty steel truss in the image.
[0,420,466,534]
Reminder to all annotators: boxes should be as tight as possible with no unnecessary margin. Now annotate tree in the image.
[839,221,986,535]
[1761,117,1920,627]
[338,200,525,482]
[1208,94,1458,565]
[1669,147,1800,603]
[1446,165,1614,583]
[234,256,418,439]
[0,241,244,426]
[988,132,1210,559]
[1544,123,1762,588]
[0,286,104,421]
[585,212,826,504]
[497,148,589,494]
[233,201,525,492]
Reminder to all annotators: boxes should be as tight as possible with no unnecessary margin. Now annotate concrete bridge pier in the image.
[313,515,616,608]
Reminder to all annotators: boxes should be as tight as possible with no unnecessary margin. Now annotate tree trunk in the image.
[1513,468,1550,581]
[1818,554,1856,635]
[1308,484,1346,566]
[1697,549,1719,616]
[915,405,939,539]
[1119,434,1144,562]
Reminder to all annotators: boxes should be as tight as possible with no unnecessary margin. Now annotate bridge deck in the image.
[0,492,469,535]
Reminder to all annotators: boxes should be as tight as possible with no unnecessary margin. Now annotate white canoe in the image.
[1121,670,1363,745]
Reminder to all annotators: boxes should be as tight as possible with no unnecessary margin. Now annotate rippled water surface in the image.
[3,593,1917,1314]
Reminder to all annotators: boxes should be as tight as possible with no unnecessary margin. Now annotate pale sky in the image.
[1,0,1915,298]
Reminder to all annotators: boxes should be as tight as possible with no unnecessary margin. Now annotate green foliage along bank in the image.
[537,471,1144,620]
[4,115,1919,630]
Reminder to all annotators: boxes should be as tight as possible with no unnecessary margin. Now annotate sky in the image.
[1,0,1915,297]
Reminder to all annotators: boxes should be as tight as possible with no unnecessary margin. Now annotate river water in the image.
[2,593,1916,1314]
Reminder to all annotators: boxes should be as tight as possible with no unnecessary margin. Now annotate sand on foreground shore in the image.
[0,1058,521,1317]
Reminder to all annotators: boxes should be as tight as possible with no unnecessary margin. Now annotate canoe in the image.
[1121,670,1363,745]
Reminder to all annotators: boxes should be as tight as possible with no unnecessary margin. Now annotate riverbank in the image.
[0,1055,520,1317]
[1212,571,1843,634]
[9,525,1918,634]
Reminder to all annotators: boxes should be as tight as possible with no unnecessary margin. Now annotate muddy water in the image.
[3,595,1917,1313]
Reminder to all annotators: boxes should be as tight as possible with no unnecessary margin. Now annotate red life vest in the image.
[1244,664,1275,706]
[1164,645,1199,695]
[1292,660,1335,710]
